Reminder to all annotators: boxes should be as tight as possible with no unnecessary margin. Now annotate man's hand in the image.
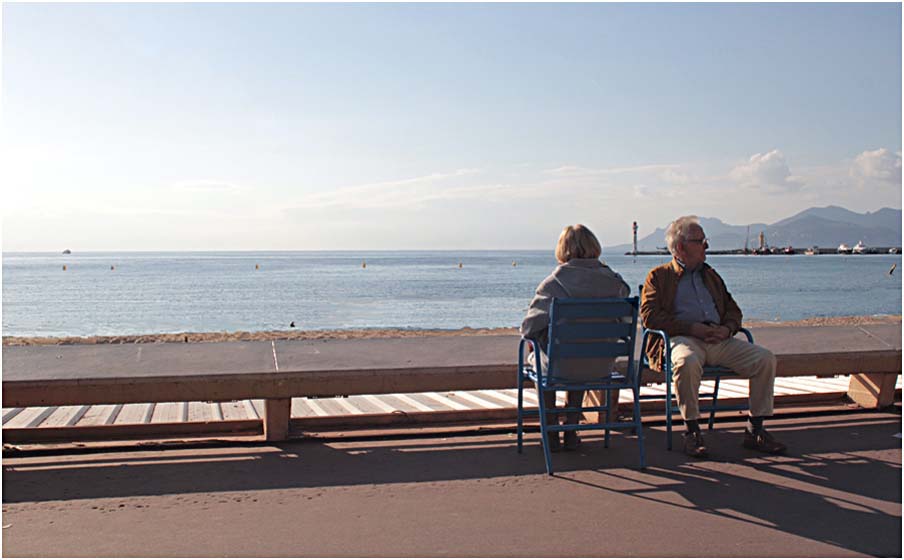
[711,325,731,341]
[690,323,732,344]
[689,322,713,341]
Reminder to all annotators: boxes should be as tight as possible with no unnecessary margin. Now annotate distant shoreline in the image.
[3,314,900,346]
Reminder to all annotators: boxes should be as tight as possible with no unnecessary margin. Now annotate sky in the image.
[1,2,901,251]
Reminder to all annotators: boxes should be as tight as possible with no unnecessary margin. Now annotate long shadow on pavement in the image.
[3,412,901,556]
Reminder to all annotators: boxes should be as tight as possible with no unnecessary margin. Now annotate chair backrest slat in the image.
[552,341,633,359]
[551,299,635,319]
[554,321,633,341]
[546,297,640,374]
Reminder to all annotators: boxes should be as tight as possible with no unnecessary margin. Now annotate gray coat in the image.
[520,258,630,380]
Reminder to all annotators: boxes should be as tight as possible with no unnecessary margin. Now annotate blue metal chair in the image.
[638,286,754,450]
[517,297,646,474]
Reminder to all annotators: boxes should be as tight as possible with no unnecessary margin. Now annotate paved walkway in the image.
[3,411,901,557]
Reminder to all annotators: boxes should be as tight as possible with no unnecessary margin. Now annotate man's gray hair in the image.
[665,215,700,255]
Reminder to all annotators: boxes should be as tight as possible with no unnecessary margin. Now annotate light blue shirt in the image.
[673,261,720,325]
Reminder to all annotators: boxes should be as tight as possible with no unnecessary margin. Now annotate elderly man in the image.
[640,216,786,458]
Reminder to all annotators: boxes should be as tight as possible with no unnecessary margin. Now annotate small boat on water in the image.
[804,246,818,256]
[852,241,866,254]
[782,246,794,255]
[837,243,852,254]
[890,247,900,254]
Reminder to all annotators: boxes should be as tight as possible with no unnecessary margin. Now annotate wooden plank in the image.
[105,404,124,425]
[244,400,261,420]
[71,404,115,427]
[2,408,25,424]
[150,402,181,424]
[421,392,470,411]
[25,406,58,428]
[3,407,49,429]
[187,402,214,422]
[356,395,397,414]
[331,397,364,415]
[40,405,87,428]
[386,393,435,413]
[450,391,505,410]
[220,401,250,421]
[290,398,320,417]
[115,403,151,425]
[302,398,330,417]
[65,405,91,426]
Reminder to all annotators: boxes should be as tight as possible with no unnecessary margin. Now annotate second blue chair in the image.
[638,285,754,450]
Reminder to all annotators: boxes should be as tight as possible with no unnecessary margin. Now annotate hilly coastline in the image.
[606,206,902,253]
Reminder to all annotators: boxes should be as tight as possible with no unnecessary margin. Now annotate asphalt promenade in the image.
[3,411,901,557]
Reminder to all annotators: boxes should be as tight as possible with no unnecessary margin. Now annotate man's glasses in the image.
[686,237,709,245]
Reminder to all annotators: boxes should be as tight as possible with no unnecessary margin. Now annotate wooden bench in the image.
[3,324,900,443]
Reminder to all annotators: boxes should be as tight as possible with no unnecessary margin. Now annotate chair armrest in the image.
[738,327,754,343]
[640,328,671,372]
[519,337,543,379]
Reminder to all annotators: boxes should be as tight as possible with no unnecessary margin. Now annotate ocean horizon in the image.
[3,251,901,337]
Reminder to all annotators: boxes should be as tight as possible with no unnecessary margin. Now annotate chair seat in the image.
[522,369,630,391]
[640,324,756,450]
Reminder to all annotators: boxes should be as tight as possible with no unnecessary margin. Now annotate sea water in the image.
[2,251,901,337]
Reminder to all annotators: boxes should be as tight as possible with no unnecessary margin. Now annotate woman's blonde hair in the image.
[555,224,602,263]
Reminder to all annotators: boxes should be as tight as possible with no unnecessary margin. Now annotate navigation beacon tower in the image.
[632,221,638,256]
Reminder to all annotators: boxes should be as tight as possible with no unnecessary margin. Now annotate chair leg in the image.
[517,374,524,453]
[665,373,673,451]
[633,384,646,469]
[709,377,720,431]
[604,389,611,449]
[537,387,554,475]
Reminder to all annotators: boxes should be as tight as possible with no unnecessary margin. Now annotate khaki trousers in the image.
[669,336,776,421]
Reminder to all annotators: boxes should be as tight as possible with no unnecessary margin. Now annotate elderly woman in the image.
[521,224,630,451]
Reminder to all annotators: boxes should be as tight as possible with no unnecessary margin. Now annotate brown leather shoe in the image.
[683,431,708,458]
[743,429,787,454]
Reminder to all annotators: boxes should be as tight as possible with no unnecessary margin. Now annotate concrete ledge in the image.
[3,324,900,443]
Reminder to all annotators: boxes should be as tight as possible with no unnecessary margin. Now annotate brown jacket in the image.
[640,259,743,371]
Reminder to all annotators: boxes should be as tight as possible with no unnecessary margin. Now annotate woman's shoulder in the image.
[535,266,569,294]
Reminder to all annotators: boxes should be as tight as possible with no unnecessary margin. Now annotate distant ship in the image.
[62,249,71,254]
[837,243,852,254]
[804,246,818,256]
[852,241,866,254]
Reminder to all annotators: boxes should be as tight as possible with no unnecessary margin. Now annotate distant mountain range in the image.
[606,206,902,253]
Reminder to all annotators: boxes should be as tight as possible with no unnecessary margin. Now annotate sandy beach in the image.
[3,314,900,346]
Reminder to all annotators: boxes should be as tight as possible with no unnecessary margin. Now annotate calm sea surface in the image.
[2,251,902,337]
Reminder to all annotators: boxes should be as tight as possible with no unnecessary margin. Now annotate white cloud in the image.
[285,168,487,210]
[543,163,680,177]
[171,180,244,192]
[728,149,804,192]
[851,148,902,185]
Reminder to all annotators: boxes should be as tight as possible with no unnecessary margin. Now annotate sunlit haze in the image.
[2,3,901,251]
